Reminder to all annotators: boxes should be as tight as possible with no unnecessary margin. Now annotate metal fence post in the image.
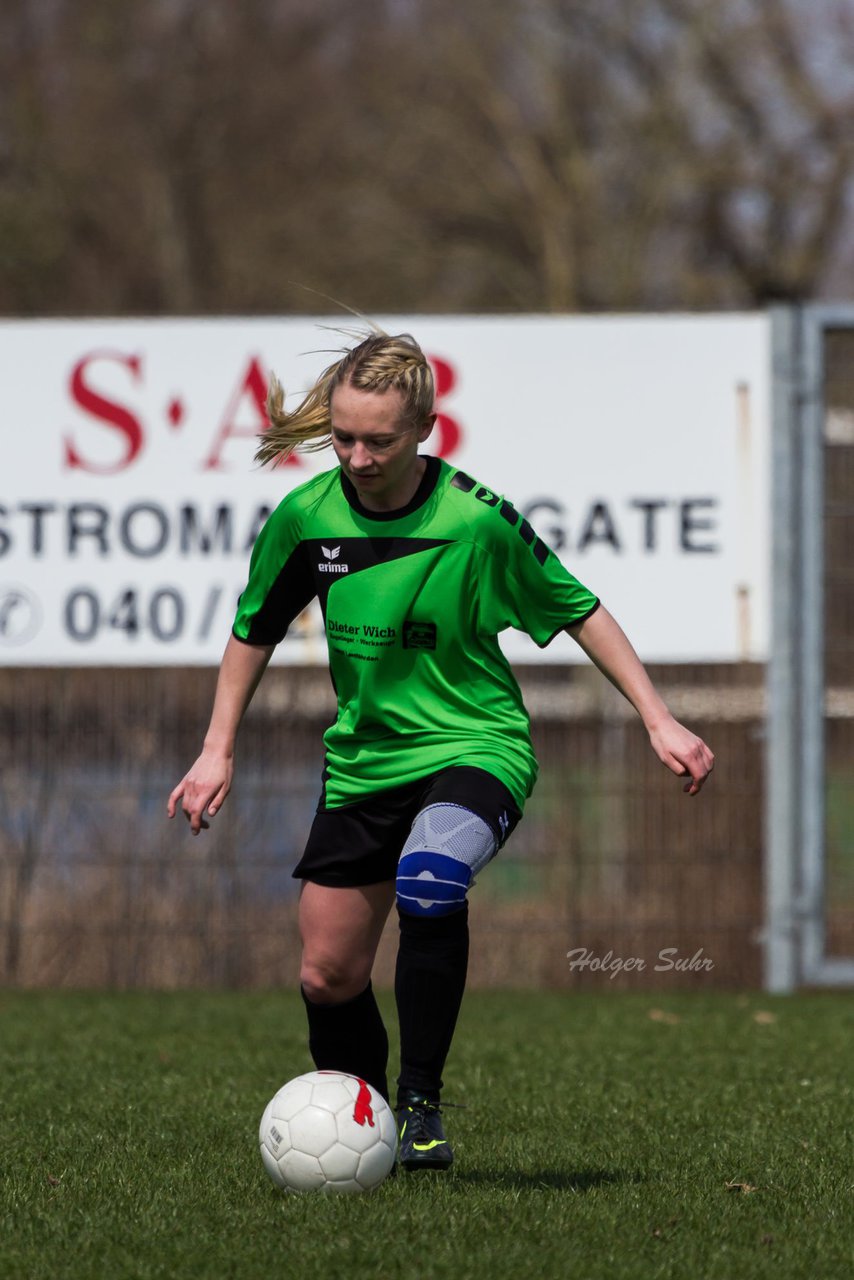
[764,306,801,992]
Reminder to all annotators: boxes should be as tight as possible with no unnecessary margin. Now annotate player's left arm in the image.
[566,605,714,795]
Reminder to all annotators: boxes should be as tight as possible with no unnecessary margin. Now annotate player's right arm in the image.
[167,634,275,835]
[169,480,320,834]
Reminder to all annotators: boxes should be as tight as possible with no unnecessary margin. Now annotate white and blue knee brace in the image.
[396,804,498,917]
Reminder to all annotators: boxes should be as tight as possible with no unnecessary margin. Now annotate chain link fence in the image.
[0,662,764,990]
[823,329,854,959]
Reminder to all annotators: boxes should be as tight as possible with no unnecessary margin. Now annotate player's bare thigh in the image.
[299,880,395,1003]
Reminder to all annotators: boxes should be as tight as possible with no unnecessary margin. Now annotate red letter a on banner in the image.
[203,357,300,470]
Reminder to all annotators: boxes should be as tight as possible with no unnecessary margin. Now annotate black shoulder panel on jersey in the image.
[304,537,451,612]
[241,543,316,644]
[451,470,476,492]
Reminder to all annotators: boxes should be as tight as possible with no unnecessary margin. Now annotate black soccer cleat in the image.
[396,1092,454,1171]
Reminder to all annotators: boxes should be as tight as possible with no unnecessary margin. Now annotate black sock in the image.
[395,903,469,1105]
[301,980,389,1102]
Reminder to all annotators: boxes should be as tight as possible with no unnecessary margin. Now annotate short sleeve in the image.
[232,496,316,645]
[478,500,599,647]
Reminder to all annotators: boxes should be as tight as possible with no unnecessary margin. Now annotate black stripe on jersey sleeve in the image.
[450,470,476,493]
[234,543,316,645]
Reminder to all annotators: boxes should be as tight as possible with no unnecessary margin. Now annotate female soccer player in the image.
[168,332,714,1171]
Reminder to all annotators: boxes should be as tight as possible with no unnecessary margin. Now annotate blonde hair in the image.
[256,332,434,466]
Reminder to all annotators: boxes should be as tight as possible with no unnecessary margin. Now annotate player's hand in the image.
[167,750,234,834]
[647,717,714,796]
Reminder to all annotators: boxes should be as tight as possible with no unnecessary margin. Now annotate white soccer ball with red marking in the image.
[259,1071,397,1194]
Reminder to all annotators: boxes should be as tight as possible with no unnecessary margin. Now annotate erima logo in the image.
[318,545,349,574]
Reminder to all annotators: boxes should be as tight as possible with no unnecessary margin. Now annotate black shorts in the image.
[293,765,522,888]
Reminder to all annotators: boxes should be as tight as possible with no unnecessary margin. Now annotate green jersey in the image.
[233,457,599,810]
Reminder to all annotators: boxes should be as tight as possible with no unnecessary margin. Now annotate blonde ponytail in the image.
[256,332,434,467]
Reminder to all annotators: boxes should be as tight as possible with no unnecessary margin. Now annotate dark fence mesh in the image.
[0,662,765,990]
[824,329,854,958]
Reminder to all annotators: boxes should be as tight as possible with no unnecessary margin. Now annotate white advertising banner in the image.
[0,314,770,665]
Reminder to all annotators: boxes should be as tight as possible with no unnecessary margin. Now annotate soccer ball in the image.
[259,1071,397,1194]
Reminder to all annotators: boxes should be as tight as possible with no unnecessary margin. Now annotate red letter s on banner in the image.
[64,352,145,474]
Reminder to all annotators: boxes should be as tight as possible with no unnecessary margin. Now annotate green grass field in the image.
[1,990,851,1280]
